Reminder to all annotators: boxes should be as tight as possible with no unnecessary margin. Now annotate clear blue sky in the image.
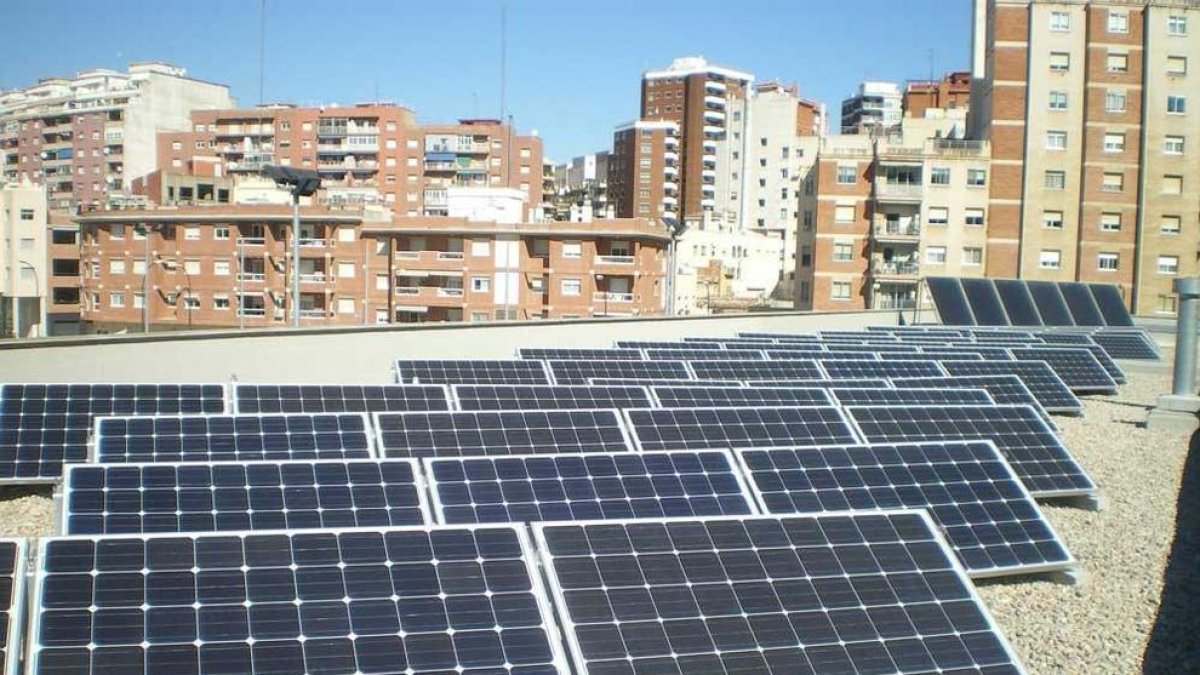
[2,0,971,161]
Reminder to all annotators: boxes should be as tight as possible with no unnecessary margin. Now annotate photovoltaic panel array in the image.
[824,343,919,353]
[29,525,569,674]
[587,379,741,387]
[0,383,226,482]
[62,459,429,535]
[687,360,823,382]
[927,277,977,325]
[828,388,995,407]
[615,341,726,350]
[1026,281,1075,326]
[737,332,821,341]
[650,386,832,409]
[548,360,691,385]
[1059,283,1107,327]
[517,348,644,361]
[960,278,1009,327]
[1088,284,1135,326]
[426,451,757,525]
[845,404,1095,497]
[994,279,1043,326]
[623,406,859,452]
[745,379,893,389]
[736,442,1074,577]
[929,277,1136,328]
[374,409,634,457]
[1007,347,1118,392]
[94,413,375,464]
[819,359,947,380]
[892,375,1055,426]
[1091,331,1160,360]
[0,539,25,675]
[645,349,766,361]
[535,513,1025,675]
[1033,333,1095,346]
[918,346,1014,361]
[769,349,872,361]
[234,384,451,414]
[452,385,653,411]
[395,360,551,385]
[941,361,1081,414]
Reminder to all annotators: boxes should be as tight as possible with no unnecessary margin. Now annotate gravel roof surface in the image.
[0,367,1194,673]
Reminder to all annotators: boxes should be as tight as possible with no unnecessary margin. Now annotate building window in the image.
[109,259,126,275]
[470,240,490,257]
[1049,52,1070,72]
[1049,91,1068,111]
[1108,11,1128,33]
[1039,250,1062,269]
[1104,132,1125,153]
[1106,53,1128,73]
[133,293,145,310]
[1100,213,1122,232]
[184,227,200,241]
[109,293,125,308]
[926,247,947,265]
[213,260,231,276]
[19,208,34,221]
[1050,11,1070,31]
[214,295,232,311]
[1163,175,1183,195]
[927,207,949,227]
[1106,90,1127,113]
[561,278,581,296]
[1098,253,1119,271]
[1164,136,1185,155]
[833,243,854,262]
[561,241,583,259]
[966,169,987,187]
[1158,294,1178,315]
[836,166,857,185]
[831,281,851,301]
[1167,56,1188,75]
[1168,15,1188,36]
[1046,131,1067,150]
[800,246,812,267]
[184,295,201,311]
[1102,172,1124,192]
[930,167,950,185]
[1167,96,1187,114]
[834,205,855,223]
[471,276,490,292]
[184,260,201,276]
[133,260,146,275]
[1045,171,1066,190]
[337,261,355,278]
[110,224,125,240]
[1162,215,1181,235]
[965,208,985,227]
[1158,255,1180,275]
[963,247,983,266]
[214,227,230,240]
[1043,211,1064,229]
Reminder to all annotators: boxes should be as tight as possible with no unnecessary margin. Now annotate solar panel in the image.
[745,379,893,389]
[29,524,570,674]
[829,387,995,407]
[1026,281,1075,326]
[819,359,947,380]
[959,328,1036,341]
[615,341,726,350]
[824,343,920,353]
[918,346,1014,361]
[548,360,691,385]
[1088,283,1135,327]
[892,375,1057,427]
[1079,344,1127,383]
[452,384,654,411]
[821,331,897,341]
[1007,347,1118,392]
[644,348,766,361]
[517,348,644,361]
[62,459,430,535]
[0,383,227,482]
[941,360,1081,413]
[394,359,551,385]
[373,409,634,457]
[798,351,883,362]
[994,279,1043,327]
[587,378,742,387]
[1059,282,1107,327]
[736,332,821,341]
[1033,332,1096,346]
[534,513,1025,675]
[233,384,451,414]
[0,539,26,675]
[961,278,1010,326]
[94,413,375,464]
[682,337,778,345]
[688,360,823,382]
[426,450,758,525]
[1022,340,1125,383]
[623,406,859,451]
[650,386,833,408]
[845,404,1095,497]
[1091,330,1160,361]
[927,277,976,325]
[736,442,1074,578]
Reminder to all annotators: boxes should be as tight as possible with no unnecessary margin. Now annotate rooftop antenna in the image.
[259,0,267,104]
[500,4,507,120]
[928,48,935,84]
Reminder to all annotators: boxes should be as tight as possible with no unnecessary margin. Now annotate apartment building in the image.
[797,121,992,311]
[0,181,48,337]
[158,108,544,219]
[904,71,973,118]
[549,152,613,222]
[841,81,904,133]
[971,0,1200,316]
[47,211,82,335]
[609,120,680,221]
[0,63,234,211]
[75,203,667,331]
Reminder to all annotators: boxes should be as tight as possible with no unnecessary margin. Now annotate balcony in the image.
[703,125,723,137]
[237,272,266,283]
[596,255,635,266]
[299,238,327,247]
[703,109,725,121]
[299,309,327,319]
[872,218,921,240]
[664,136,679,147]
[236,307,267,318]
[346,139,379,153]
[874,183,924,202]
[239,237,266,246]
[663,195,678,205]
[317,143,348,154]
[663,151,679,162]
[701,169,716,179]
[228,155,274,172]
[701,198,716,208]
[705,80,726,93]
[663,165,678,177]
[217,125,275,137]
[663,180,678,192]
[594,292,634,304]
[424,189,449,207]
[871,260,921,277]
[873,296,917,310]
[393,250,468,272]
[393,285,467,307]
[704,95,726,107]
[702,139,717,151]
[299,273,328,285]
[663,209,677,220]
[437,287,464,298]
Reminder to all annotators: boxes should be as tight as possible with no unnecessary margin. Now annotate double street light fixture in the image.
[260,166,321,328]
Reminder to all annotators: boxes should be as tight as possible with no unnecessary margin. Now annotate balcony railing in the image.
[871,260,921,276]
[299,238,326,247]
[299,273,328,283]
[875,183,924,200]
[395,251,421,260]
[236,308,267,318]
[437,251,465,261]
[874,297,917,310]
[299,309,327,319]
[239,237,266,246]
[237,272,266,282]
[873,222,921,238]
[395,286,421,296]
[596,255,635,265]
[594,292,634,303]
[437,288,464,298]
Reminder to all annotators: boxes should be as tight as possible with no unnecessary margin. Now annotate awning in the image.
[425,152,455,161]
[426,270,464,277]
[395,306,429,314]
[395,271,431,278]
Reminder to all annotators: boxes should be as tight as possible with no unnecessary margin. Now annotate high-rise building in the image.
[0,63,234,210]
[158,108,543,219]
[0,180,48,337]
[904,71,973,119]
[841,81,903,133]
[971,0,1200,316]
[609,120,679,221]
[548,152,613,222]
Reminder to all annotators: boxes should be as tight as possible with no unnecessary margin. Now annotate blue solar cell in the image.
[234,384,451,413]
[623,406,859,451]
[452,385,653,411]
[374,409,634,458]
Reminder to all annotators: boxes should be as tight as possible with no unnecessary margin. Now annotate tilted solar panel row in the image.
[927,276,1135,328]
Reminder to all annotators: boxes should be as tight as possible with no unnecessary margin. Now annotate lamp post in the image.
[260,166,321,327]
[595,273,607,317]
[183,267,193,329]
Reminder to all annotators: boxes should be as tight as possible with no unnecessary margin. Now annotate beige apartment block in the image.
[75,206,667,331]
[972,0,1200,316]
[0,181,48,336]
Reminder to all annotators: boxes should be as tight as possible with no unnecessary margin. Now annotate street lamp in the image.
[595,273,607,317]
[663,217,689,316]
[261,165,321,327]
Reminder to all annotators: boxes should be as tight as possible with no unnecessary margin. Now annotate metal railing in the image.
[594,292,634,303]
[596,255,635,265]
[875,183,924,200]
[437,288,465,298]
[872,260,921,276]
[873,221,921,237]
